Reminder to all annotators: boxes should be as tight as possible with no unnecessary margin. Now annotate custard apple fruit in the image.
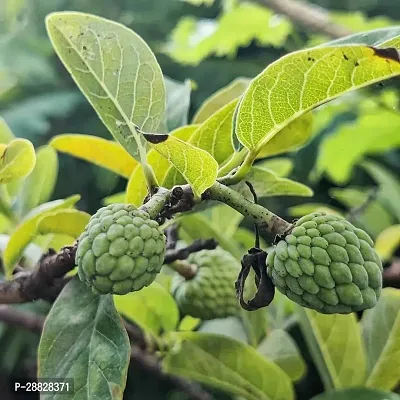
[76,203,166,295]
[266,213,382,314]
[171,247,241,320]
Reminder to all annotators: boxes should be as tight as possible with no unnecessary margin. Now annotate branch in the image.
[256,0,352,39]
[0,305,212,400]
[164,238,218,264]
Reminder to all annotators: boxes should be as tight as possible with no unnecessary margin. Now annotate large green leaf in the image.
[258,329,307,382]
[298,307,366,390]
[235,42,400,153]
[198,317,248,343]
[362,288,400,391]
[164,76,192,131]
[150,135,218,197]
[189,99,237,165]
[315,111,400,184]
[113,282,179,336]
[3,195,80,277]
[192,77,251,124]
[162,332,294,400]
[46,12,166,163]
[374,225,400,262]
[38,277,130,400]
[167,3,292,65]
[311,388,400,400]
[361,161,400,222]
[17,145,58,216]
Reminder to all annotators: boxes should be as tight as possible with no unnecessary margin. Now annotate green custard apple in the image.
[76,203,166,295]
[171,247,241,320]
[266,213,383,314]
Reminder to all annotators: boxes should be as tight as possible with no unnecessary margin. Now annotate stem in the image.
[218,150,257,186]
[217,149,247,178]
[205,181,293,236]
[139,187,171,219]
[168,260,197,280]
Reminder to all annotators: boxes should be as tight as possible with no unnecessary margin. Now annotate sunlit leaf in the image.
[0,117,15,144]
[36,209,91,239]
[0,138,36,184]
[190,99,237,164]
[167,4,292,65]
[256,113,314,159]
[164,76,192,131]
[102,192,126,205]
[298,307,366,390]
[50,134,137,179]
[311,388,400,400]
[46,12,166,163]
[362,288,400,391]
[374,225,400,262]
[34,233,76,253]
[3,195,80,277]
[163,332,294,400]
[192,77,251,123]
[17,146,58,216]
[114,282,179,336]
[258,329,307,382]
[235,44,400,152]
[38,277,130,400]
[178,315,201,332]
[315,111,400,184]
[126,125,197,206]
[149,135,218,197]
[256,158,293,178]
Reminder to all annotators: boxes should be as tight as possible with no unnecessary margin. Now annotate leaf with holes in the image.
[46,12,166,163]
[162,332,294,400]
[147,136,218,197]
[235,42,400,153]
[298,307,366,390]
[192,77,251,123]
[362,288,400,391]
[114,282,179,336]
[38,277,130,400]
[126,125,197,206]
[50,134,137,179]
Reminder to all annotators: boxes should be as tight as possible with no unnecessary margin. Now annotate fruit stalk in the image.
[205,181,293,235]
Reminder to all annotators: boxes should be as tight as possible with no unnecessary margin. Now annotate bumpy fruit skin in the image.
[171,247,240,320]
[76,203,166,295]
[266,213,383,314]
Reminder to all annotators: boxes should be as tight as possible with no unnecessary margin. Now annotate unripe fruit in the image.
[76,203,166,295]
[171,247,241,320]
[267,213,382,314]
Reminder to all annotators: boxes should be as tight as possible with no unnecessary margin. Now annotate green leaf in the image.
[178,315,201,332]
[3,195,80,277]
[164,76,192,131]
[361,161,400,222]
[298,307,366,390]
[210,204,243,238]
[256,113,314,159]
[36,209,91,239]
[46,12,166,163]
[0,117,15,144]
[311,388,400,400]
[374,225,400,262]
[38,277,130,400]
[240,308,268,347]
[162,332,294,400]
[331,12,396,34]
[179,213,242,259]
[126,125,197,206]
[149,135,218,197]
[288,203,343,218]
[362,288,400,391]
[102,192,126,205]
[50,134,137,179]
[189,99,237,165]
[315,111,400,184]
[255,158,293,178]
[17,145,58,216]
[114,282,179,336]
[258,329,307,382]
[0,138,36,184]
[0,233,43,267]
[235,44,400,152]
[192,77,251,124]
[167,4,291,65]
[235,163,313,198]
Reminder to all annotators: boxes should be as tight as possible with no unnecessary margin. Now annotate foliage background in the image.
[1,0,400,399]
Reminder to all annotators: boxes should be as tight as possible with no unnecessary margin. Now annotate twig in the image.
[0,305,212,400]
[164,239,218,264]
[255,0,352,39]
[165,224,179,251]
